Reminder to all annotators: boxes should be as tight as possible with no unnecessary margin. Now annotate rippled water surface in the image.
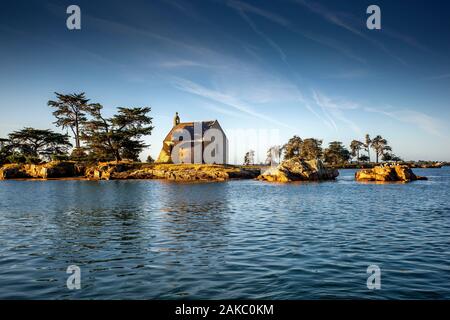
[0,168,449,299]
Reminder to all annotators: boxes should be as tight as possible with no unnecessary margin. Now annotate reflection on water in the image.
[0,168,450,299]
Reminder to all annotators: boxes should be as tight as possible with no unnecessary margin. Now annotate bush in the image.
[7,153,27,164]
[0,151,11,165]
[146,155,155,163]
[25,156,42,164]
[84,152,114,164]
[70,148,88,162]
[51,154,70,162]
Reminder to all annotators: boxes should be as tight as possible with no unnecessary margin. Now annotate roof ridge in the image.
[177,120,216,125]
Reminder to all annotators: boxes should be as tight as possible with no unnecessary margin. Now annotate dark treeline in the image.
[0,92,153,165]
[247,134,400,166]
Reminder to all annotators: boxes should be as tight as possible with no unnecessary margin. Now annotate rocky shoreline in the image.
[0,161,261,182]
[0,160,432,183]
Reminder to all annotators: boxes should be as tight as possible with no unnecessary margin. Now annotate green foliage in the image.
[370,135,391,163]
[0,151,9,165]
[25,156,42,164]
[324,141,351,165]
[350,140,365,160]
[0,138,8,148]
[352,135,397,163]
[48,92,94,149]
[81,105,153,161]
[51,154,70,162]
[300,138,323,160]
[382,152,402,162]
[8,128,72,160]
[0,138,12,165]
[146,155,155,163]
[283,135,303,159]
[282,136,323,161]
[358,155,370,162]
[69,147,88,162]
[6,152,26,164]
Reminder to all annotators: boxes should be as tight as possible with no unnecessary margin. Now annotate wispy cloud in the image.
[227,0,367,65]
[227,0,288,62]
[294,29,367,64]
[200,103,248,119]
[425,73,450,81]
[158,59,217,69]
[322,69,368,80]
[383,28,432,54]
[310,89,443,137]
[160,0,204,21]
[293,0,407,65]
[227,0,290,27]
[364,106,443,136]
[312,90,362,134]
[170,77,295,129]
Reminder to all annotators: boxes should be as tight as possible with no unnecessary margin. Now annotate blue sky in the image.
[1,0,449,163]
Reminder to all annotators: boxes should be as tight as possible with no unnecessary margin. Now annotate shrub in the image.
[25,156,42,165]
[7,153,27,164]
[51,154,70,162]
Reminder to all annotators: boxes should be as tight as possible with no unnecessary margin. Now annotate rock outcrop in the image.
[355,164,427,182]
[0,164,30,179]
[0,161,82,179]
[0,161,260,182]
[257,158,339,182]
[85,161,137,180]
[25,162,81,178]
[85,163,261,182]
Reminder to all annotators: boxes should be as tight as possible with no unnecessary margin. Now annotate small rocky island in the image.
[258,157,339,182]
[0,158,340,183]
[0,161,261,182]
[355,164,427,182]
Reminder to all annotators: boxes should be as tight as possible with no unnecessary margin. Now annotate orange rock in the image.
[355,165,427,182]
[258,158,339,182]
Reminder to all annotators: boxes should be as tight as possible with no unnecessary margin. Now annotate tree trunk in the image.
[114,149,121,162]
[75,127,80,149]
[75,116,80,149]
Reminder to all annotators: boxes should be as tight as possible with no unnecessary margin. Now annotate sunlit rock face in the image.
[0,161,81,179]
[257,158,339,182]
[85,162,260,181]
[24,162,79,178]
[84,161,137,180]
[355,164,427,182]
[0,160,260,182]
[0,164,29,179]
